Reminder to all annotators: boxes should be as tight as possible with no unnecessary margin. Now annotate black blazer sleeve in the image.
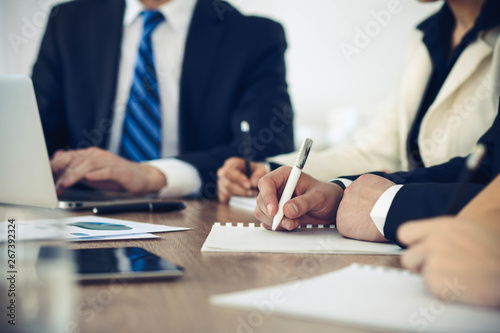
[32,6,68,155]
[338,106,500,244]
[176,19,294,197]
[32,0,124,157]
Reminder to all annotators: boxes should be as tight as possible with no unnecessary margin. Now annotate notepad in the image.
[211,264,500,333]
[201,223,401,254]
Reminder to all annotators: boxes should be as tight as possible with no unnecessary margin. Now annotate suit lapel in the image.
[179,0,226,149]
[87,0,125,148]
[399,40,433,132]
[427,37,492,114]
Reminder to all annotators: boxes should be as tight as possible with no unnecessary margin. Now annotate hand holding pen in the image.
[217,121,268,203]
[253,138,344,231]
[271,138,313,230]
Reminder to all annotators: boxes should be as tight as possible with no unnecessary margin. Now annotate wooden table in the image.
[1,200,401,333]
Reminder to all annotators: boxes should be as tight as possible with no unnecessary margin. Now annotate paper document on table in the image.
[202,223,401,255]
[211,264,500,333]
[72,233,160,242]
[228,196,257,212]
[0,216,189,242]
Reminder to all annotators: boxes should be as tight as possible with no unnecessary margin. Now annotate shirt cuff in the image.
[143,158,202,198]
[330,178,353,189]
[369,185,404,236]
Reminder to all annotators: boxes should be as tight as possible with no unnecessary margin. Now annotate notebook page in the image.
[211,264,500,333]
[202,223,401,255]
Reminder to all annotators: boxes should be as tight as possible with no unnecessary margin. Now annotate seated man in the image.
[399,174,500,308]
[217,0,500,203]
[32,0,294,199]
[253,99,500,243]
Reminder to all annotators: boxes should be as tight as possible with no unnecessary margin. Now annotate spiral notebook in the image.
[201,223,401,254]
[211,264,500,333]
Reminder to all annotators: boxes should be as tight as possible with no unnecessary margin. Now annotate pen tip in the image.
[240,120,250,132]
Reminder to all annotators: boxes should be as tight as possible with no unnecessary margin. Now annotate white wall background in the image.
[0,0,441,148]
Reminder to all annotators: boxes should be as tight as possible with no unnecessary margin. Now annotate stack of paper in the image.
[0,215,189,242]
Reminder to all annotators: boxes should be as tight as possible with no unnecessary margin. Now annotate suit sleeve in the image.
[31,6,68,156]
[371,110,499,244]
[176,21,294,197]
[383,182,486,244]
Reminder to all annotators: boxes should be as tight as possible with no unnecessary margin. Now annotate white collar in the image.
[124,0,197,32]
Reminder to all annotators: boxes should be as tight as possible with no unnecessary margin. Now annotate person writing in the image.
[217,0,500,203]
[253,98,500,244]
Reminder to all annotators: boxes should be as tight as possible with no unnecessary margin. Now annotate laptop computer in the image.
[0,75,160,210]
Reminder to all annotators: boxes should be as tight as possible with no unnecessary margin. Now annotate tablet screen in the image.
[37,246,184,282]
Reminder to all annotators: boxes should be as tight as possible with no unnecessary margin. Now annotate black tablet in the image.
[37,246,185,282]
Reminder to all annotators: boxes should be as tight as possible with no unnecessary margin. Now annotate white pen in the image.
[272,138,313,231]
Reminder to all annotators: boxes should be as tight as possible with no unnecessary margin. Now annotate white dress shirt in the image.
[108,0,202,197]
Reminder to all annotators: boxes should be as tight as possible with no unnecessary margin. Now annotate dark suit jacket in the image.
[32,0,294,198]
[341,103,500,244]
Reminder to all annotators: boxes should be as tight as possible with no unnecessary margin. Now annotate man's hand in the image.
[254,166,343,230]
[336,174,393,242]
[217,157,268,204]
[51,147,166,195]
[398,217,500,308]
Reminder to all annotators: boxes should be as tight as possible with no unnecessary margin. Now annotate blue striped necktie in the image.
[119,11,165,162]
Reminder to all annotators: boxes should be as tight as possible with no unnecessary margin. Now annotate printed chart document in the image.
[0,215,189,241]
[211,264,500,333]
[202,223,401,255]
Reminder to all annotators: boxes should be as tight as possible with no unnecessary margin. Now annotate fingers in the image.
[85,167,114,182]
[218,162,251,188]
[256,167,290,219]
[258,217,297,231]
[217,158,255,203]
[217,159,269,204]
[400,242,427,273]
[51,150,86,194]
[250,162,268,188]
[282,191,315,220]
[255,192,274,228]
[52,147,120,194]
[51,150,80,175]
[217,177,258,203]
[217,185,231,204]
[255,174,286,230]
[56,155,100,194]
[399,218,455,272]
[218,171,256,195]
[397,219,441,246]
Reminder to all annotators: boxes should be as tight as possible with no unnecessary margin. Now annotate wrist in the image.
[142,165,167,193]
[325,182,344,222]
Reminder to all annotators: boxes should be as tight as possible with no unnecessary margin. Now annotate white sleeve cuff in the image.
[331,178,353,188]
[143,158,202,198]
[369,184,404,236]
